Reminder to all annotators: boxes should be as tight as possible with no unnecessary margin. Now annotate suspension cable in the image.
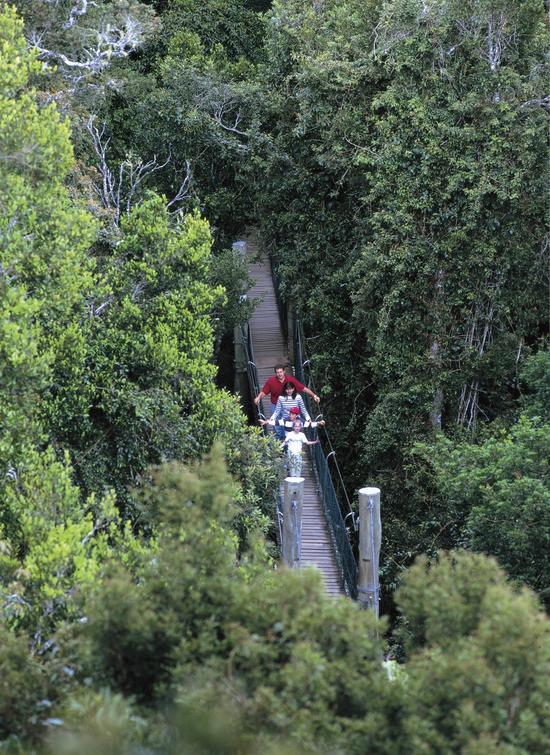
[294,317,356,529]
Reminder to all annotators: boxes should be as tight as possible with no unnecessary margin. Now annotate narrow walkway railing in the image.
[238,323,263,421]
[292,317,358,599]
[294,320,357,527]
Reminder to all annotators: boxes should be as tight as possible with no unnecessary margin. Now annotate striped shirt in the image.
[270,394,311,423]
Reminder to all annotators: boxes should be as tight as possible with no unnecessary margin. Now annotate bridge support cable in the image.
[291,316,358,599]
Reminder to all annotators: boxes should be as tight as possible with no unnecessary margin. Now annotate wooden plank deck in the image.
[241,234,345,597]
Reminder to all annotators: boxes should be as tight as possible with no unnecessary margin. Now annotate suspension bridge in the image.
[235,234,360,599]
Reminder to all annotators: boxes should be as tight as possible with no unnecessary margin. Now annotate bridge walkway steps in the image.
[244,235,345,597]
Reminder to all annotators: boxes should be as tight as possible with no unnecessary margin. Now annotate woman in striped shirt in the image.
[266,381,311,434]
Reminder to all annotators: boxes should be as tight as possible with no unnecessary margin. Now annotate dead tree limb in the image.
[30,15,144,76]
[86,117,192,223]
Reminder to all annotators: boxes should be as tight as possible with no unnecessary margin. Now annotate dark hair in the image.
[282,381,296,398]
[274,363,286,372]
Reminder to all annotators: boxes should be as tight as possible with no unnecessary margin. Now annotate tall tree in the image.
[0,2,96,480]
[254,0,549,589]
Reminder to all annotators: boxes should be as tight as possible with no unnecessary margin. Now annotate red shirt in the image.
[261,374,305,405]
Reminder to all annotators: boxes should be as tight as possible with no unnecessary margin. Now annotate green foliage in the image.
[47,691,300,755]
[62,449,396,752]
[397,551,550,753]
[416,415,550,603]
[0,619,46,742]
[1,2,549,752]
[0,447,148,637]
[76,445,258,701]
[521,347,550,421]
[0,3,96,477]
[0,15,280,747]
[209,244,256,338]
[47,689,147,755]
[1,435,548,753]
[93,0,267,243]
[42,539,550,754]
[171,569,394,752]
[160,0,266,62]
[253,0,549,597]
[43,194,253,511]
[15,0,156,105]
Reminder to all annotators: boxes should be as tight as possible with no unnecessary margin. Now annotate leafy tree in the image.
[415,415,550,604]
[520,346,550,422]
[0,447,147,637]
[42,193,276,523]
[74,444,263,701]
[253,0,549,594]
[62,447,398,752]
[2,438,547,753]
[2,4,549,752]
[48,533,550,754]
[0,619,46,742]
[91,0,268,244]
[16,0,155,104]
[412,350,550,605]
[159,0,266,62]
[397,551,550,753]
[0,3,96,480]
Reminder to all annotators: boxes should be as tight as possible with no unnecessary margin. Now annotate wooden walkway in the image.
[243,235,345,597]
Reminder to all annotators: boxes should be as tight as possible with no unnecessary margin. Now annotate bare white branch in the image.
[30,15,144,76]
[88,296,114,317]
[167,161,192,209]
[80,517,109,546]
[457,283,500,430]
[86,117,192,223]
[125,153,171,217]
[521,95,550,110]
[484,11,515,74]
[131,280,147,301]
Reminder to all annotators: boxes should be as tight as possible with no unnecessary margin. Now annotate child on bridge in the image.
[283,418,320,477]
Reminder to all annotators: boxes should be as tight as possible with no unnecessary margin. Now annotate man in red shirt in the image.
[255,363,320,418]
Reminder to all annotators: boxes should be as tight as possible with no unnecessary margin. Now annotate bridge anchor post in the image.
[358,487,381,617]
[282,477,304,569]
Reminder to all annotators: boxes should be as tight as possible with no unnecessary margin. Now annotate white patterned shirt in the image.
[285,431,308,455]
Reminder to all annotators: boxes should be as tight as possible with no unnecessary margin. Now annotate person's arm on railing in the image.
[270,397,283,422]
[259,396,281,426]
[254,389,266,405]
[255,376,274,406]
[303,386,320,403]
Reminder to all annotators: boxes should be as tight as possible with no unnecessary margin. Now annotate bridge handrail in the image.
[293,317,358,599]
[238,323,261,417]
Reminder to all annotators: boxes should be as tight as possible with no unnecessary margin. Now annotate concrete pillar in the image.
[281,477,304,568]
[358,487,381,617]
